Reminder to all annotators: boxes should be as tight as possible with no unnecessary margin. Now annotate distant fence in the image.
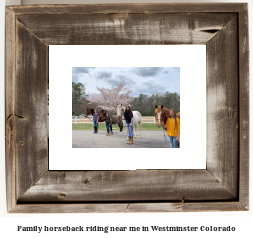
[72,116,156,124]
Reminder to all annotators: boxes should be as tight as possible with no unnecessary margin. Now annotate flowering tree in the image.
[88,81,133,113]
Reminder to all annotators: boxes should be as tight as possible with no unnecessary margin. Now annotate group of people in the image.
[92,106,134,144]
[92,109,113,136]
[92,106,180,148]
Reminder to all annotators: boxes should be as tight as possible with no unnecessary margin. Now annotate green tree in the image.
[130,91,180,115]
[137,94,147,114]
[72,82,88,116]
[138,94,147,104]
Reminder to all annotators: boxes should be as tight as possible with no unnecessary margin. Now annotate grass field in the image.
[72,123,163,131]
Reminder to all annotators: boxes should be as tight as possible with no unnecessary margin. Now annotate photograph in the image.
[72,67,180,148]
[49,44,205,170]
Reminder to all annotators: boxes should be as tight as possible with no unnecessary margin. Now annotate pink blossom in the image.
[88,81,133,113]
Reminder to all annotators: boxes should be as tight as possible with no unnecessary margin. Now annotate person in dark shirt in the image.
[105,113,112,136]
[124,106,134,144]
[93,109,99,133]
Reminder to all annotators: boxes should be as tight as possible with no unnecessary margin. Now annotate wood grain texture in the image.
[7,3,246,15]
[10,202,247,213]
[125,202,248,213]
[16,13,236,45]
[18,170,236,202]
[15,20,48,200]
[238,4,249,208]
[5,7,17,212]
[206,16,239,198]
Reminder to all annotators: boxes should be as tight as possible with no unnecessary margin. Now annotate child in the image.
[93,109,99,133]
[104,113,112,136]
[162,109,180,148]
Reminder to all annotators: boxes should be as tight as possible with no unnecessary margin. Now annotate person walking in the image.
[162,109,180,148]
[105,113,112,136]
[124,106,134,144]
[93,109,99,133]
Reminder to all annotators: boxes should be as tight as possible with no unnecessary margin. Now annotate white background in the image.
[49,45,206,170]
[0,0,252,237]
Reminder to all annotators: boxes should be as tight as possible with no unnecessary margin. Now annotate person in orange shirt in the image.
[162,109,180,148]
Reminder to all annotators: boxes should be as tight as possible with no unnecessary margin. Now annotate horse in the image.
[99,109,123,135]
[84,107,105,122]
[116,104,142,139]
[84,107,94,117]
[155,105,180,148]
[155,105,170,127]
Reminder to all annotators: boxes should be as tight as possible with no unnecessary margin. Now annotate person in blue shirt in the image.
[124,106,134,144]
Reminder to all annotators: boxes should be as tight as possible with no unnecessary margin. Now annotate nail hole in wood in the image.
[58,193,66,198]
[182,196,186,203]
[84,179,90,184]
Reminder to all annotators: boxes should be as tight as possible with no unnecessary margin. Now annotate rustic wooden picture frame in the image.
[5,3,249,213]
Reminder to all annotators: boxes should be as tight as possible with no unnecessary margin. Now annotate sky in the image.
[72,67,180,97]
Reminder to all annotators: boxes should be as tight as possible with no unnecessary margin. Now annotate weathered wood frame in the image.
[5,4,249,213]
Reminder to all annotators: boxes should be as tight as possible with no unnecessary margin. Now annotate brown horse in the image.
[84,108,104,122]
[84,108,94,117]
[155,105,169,127]
[155,105,180,148]
[99,109,123,134]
